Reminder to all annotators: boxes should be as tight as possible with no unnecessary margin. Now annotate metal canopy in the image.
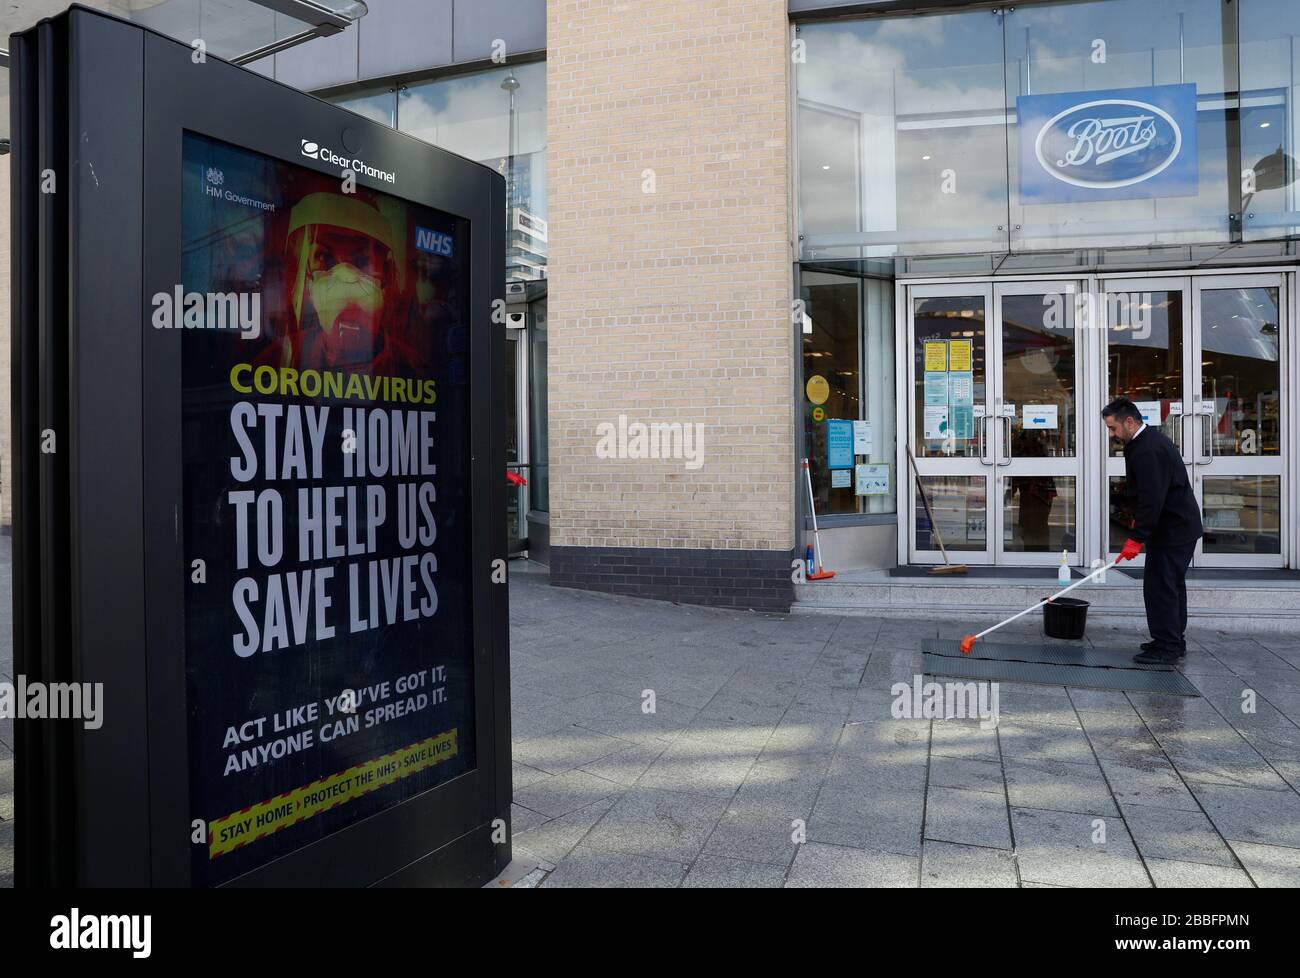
[0,0,368,146]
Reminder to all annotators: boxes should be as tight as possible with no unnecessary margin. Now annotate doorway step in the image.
[792,568,1300,633]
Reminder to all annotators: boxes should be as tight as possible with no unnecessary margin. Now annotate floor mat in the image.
[922,638,1175,671]
[889,565,1068,579]
[921,653,1201,695]
[1117,566,1300,582]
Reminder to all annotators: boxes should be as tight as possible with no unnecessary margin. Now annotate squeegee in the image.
[958,558,1121,654]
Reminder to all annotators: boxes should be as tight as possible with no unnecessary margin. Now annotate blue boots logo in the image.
[1018,84,1198,202]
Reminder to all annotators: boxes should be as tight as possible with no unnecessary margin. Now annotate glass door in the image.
[1191,276,1286,567]
[1102,277,1193,568]
[908,284,995,565]
[993,282,1082,564]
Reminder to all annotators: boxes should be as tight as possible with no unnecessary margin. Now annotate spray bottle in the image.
[1057,550,1071,585]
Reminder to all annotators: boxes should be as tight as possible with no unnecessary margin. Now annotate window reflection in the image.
[793,0,1300,258]
[398,62,548,281]
[797,11,1010,259]
[1199,288,1281,457]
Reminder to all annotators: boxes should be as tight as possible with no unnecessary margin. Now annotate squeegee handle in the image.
[973,559,1121,642]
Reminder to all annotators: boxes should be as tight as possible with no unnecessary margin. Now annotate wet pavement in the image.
[506,560,1300,887]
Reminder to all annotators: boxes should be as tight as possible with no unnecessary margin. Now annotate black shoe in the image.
[1133,647,1185,665]
[1140,640,1158,652]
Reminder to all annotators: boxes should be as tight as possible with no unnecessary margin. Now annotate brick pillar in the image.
[545,0,795,610]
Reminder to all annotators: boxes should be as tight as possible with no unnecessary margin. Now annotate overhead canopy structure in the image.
[1,0,368,147]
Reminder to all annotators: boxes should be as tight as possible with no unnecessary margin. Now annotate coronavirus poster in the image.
[178,131,475,886]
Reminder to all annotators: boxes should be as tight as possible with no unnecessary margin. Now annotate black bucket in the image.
[1043,596,1089,640]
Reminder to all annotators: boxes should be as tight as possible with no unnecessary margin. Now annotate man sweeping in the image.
[1102,397,1204,664]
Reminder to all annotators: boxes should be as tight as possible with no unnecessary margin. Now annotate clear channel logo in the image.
[1035,98,1182,190]
[301,138,397,184]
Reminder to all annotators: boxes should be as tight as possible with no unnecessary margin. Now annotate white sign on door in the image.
[1022,404,1058,430]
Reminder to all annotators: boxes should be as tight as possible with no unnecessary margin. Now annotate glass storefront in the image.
[801,272,896,516]
[796,1,1297,571]
[334,61,548,282]
[796,0,1300,260]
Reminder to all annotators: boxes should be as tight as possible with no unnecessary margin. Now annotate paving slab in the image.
[924,786,1013,849]
[1145,858,1255,888]
[703,811,799,866]
[921,840,1019,888]
[1119,803,1237,868]
[682,854,787,888]
[1227,841,1300,887]
[1189,782,1300,848]
[785,842,918,888]
[1011,807,1151,888]
[581,788,728,862]
[538,845,688,888]
[1003,756,1118,817]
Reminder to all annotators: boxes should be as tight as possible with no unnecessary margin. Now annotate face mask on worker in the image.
[304,232,387,362]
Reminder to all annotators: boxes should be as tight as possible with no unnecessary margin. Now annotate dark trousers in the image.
[1143,540,1197,654]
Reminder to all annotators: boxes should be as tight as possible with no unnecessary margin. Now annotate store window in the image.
[1005,0,1231,252]
[399,62,548,281]
[797,10,1010,260]
[795,0,1300,260]
[331,62,548,281]
[334,87,397,128]
[1240,0,1300,240]
[801,272,896,516]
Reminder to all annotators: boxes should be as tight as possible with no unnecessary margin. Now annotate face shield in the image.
[287,194,399,365]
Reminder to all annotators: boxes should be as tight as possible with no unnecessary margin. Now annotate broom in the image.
[801,458,835,580]
[906,446,968,576]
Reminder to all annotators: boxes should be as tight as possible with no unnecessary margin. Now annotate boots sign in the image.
[1017,83,1198,203]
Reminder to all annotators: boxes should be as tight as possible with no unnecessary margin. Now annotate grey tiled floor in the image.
[3,544,1298,888]
[508,562,1300,888]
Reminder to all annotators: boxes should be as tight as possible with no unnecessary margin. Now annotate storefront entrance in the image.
[902,270,1292,570]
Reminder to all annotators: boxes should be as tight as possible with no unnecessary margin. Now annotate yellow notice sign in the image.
[208,730,459,858]
[924,342,948,372]
[949,340,972,372]
[806,375,830,405]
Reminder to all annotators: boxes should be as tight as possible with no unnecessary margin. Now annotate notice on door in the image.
[853,420,873,456]
[924,405,949,440]
[1023,404,1059,430]
[948,339,972,372]
[855,463,890,496]
[924,372,950,406]
[924,341,948,372]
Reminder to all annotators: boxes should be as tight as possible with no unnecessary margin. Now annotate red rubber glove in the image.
[1118,538,1142,562]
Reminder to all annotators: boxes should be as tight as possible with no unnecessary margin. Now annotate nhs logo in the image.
[1017,84,1198,202]
[415,226,454,257]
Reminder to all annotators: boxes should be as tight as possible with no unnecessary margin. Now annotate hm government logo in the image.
[1037,98,1181,189]
[205,166,224,187]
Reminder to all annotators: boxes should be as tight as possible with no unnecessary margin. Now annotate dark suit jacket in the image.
[1122,426,1203,547]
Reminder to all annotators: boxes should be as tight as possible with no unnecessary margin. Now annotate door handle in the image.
[1195,402,1214,464]
[978,413,992,465]
[1178,410,1194,457]
[998,416,1013,466]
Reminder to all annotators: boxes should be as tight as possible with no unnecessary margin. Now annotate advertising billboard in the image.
[178,133,478,885]
[11,7,509,888]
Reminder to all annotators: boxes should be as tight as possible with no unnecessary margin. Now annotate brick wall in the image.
[545,0,795,604]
